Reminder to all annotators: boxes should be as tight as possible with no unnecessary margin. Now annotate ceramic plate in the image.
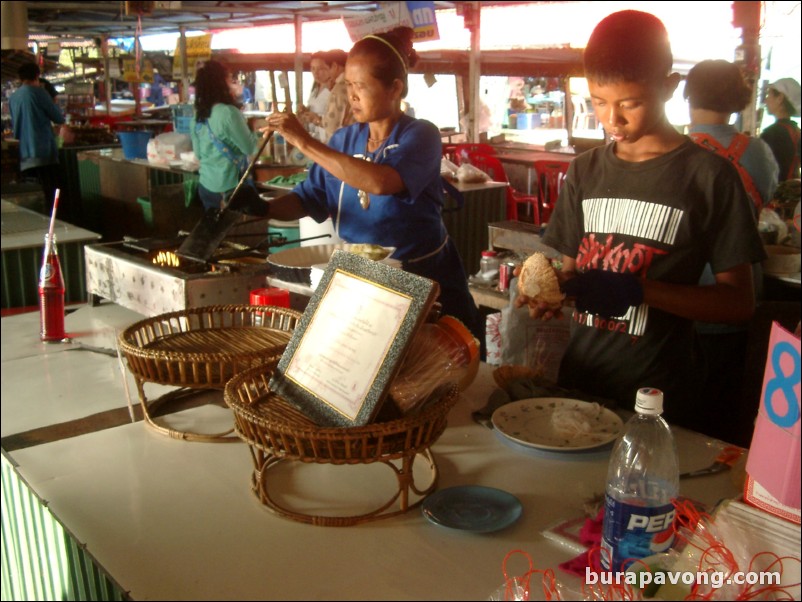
[422,486,522,533]
[491,397,623,451]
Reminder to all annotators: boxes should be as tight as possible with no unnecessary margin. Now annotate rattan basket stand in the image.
[225,361,460,526]
[118,305,301,443]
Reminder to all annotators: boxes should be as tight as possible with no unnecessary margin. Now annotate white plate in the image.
[491,397,623,451]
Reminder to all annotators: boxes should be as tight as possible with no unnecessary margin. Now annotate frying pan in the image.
[176,130,274,262]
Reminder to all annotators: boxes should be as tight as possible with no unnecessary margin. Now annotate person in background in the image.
[760,77,801,182]
[297,51,332,142]
[190,60,260,211]
[515,11,765,436]
[686,60,779,211]
[148,73,166,107]
[320,49,355,142]
[260,27,483,346]
[684,59,778,443]
[9,63,65,215]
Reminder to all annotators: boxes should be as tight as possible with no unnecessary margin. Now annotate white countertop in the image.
[1,303,744,600]
[1,200,101,251]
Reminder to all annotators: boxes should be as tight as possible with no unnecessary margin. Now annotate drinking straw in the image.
[47,188,61,243]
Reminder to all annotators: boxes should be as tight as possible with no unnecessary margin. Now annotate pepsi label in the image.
[601,495,675,571]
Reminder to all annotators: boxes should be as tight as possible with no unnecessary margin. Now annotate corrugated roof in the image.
[20,1,516,40]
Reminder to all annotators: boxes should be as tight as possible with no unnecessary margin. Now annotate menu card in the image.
[270,250,439,427]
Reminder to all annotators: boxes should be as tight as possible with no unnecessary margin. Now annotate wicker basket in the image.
[224,359,460,526]
[119,304,302,442]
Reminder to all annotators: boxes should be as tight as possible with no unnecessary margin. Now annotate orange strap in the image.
[691,132,764,211]
[777,122,801,181]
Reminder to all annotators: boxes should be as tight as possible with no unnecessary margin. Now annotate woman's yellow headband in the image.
[362,34,407,74]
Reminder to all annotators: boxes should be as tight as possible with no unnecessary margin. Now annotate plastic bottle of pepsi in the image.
[601,387,679,572]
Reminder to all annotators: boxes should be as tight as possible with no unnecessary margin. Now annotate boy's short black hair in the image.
[18,63,40,82]
[684,60,751,114]
[584,10,672,85]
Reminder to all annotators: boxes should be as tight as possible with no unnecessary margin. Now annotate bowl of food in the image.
[267,243,398,284]
[762,245,801,275]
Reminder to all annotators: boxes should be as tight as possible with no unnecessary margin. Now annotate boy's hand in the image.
[561,270,643,318]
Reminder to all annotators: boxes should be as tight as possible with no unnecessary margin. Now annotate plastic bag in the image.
[499,279,571,383]
[456,162,490,183]
[759,207,788,244]
[441,157,459,179]
[148,132,192,165]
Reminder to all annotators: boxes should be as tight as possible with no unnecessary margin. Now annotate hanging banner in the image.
[122,56,154,83]
[343,1,439,43]
[407,1,439,42]
[172,33,212,80]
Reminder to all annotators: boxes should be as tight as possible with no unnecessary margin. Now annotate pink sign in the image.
[745,321,801,512]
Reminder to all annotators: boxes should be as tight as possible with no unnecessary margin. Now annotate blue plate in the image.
[422,485,522,533]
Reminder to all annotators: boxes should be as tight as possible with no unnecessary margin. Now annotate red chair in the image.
[468,152,539,223]
[533,160,569,224]
[442,143,458,164]
[455,143,496,165]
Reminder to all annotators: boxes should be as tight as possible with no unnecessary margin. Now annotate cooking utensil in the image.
[177,130,275,263]
[679,445,744,479]
[210,233,331,262]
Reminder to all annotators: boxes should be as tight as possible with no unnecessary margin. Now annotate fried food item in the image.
[347,243,390,260]
[517,252,564,309]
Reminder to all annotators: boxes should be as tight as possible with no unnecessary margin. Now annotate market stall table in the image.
[1,302,746,601]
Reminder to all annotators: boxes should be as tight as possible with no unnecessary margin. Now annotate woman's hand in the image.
[261,111,310,149]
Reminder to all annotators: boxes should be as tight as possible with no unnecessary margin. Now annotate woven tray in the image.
[224,359,460,525]
[119,304,302,442]
[119,304,301,389]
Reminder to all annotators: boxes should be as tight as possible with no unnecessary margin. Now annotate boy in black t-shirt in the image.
[515,10,765,435]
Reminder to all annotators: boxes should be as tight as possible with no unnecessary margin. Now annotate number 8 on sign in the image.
[763,341,801,429]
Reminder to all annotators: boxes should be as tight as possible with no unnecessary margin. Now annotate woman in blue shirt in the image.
[9,63,65,214]
[262,27,482,344]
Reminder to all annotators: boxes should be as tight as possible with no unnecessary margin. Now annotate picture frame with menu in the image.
[269,249,439,427]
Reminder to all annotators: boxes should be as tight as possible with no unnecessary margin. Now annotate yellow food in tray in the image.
[347,243,391,261]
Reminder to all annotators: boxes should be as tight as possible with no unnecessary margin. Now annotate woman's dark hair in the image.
[684,60,752,114]
[349,26,418,97]
[18,63,40,82]
[194,60,237,122]
[584,11,672,85]
[326,49,348,68]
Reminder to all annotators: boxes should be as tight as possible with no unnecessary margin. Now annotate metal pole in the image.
[179,26,189,103]
[467,1,481,143]
[102,35,111,116]
[294,14,303,113]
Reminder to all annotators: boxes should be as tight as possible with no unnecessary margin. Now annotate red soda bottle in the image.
[39,233,66,342]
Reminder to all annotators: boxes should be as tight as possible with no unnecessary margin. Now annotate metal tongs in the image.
[679,445,744,479]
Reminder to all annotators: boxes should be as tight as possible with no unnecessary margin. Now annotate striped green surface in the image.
[1,452,128,601]
[1,241,90,309]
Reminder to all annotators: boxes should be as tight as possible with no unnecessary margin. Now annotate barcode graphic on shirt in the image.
[583,198,683,245]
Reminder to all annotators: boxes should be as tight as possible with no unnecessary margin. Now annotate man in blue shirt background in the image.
[9,63,65,215]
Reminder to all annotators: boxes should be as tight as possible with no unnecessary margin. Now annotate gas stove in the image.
[85,237,274,317]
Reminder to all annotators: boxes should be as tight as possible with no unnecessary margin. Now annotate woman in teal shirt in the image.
[190,60,259,210]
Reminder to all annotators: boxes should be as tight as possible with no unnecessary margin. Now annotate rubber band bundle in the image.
[488,550,563,601]
[669,499,801,600]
